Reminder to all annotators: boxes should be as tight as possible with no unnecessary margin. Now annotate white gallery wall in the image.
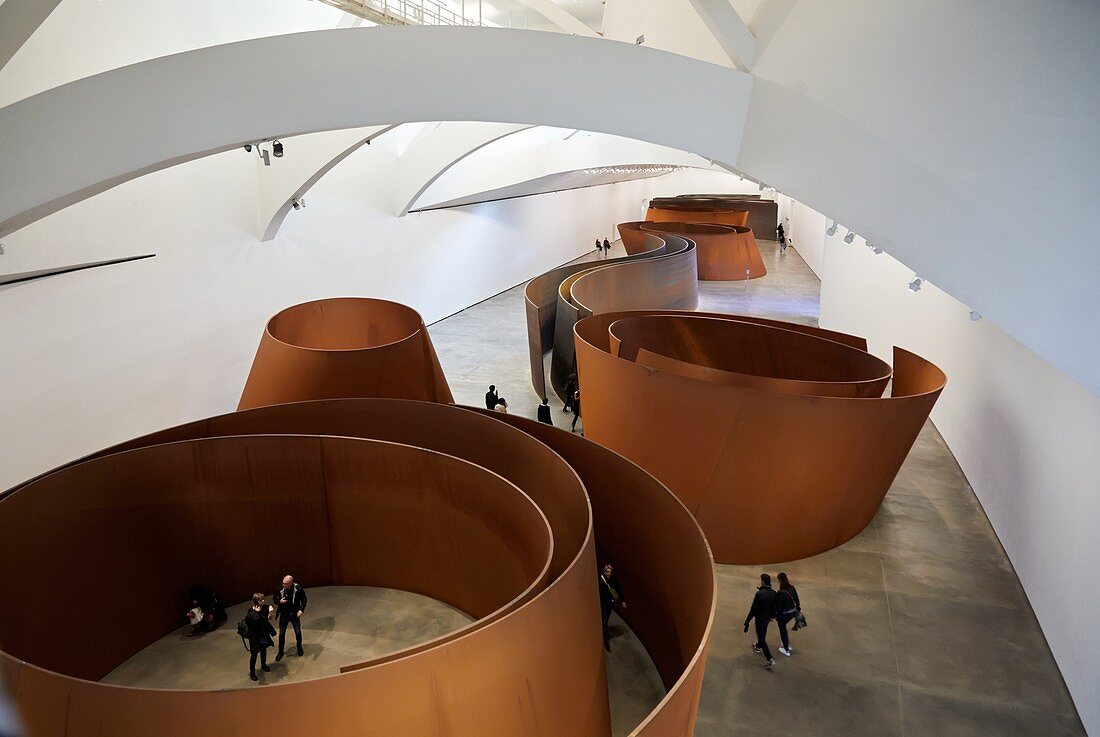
[809,221,1100,735]
[0,139,742,492]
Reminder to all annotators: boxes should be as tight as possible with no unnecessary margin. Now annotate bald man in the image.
[274,575,308,660]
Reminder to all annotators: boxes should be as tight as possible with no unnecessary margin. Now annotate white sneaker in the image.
[779,647,791,657]
[764,659,775,669]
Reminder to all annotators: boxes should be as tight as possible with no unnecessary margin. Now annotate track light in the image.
[244,143,253,153]
[826,221,838,237]
[970,310,982,321]
[261,149,271,166]
[635,34,645,44]
[843,230,855,245]
[292,198,306,210]
[908,277,923,293]
[272,140,284,158]
[867,242,883,254]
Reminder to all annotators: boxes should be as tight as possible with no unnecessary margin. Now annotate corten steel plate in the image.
[238,297,452,409]
[1,399,716,737]
[641,221,766,281]
[649,195,778,238]
[616,221,653,255]
[525,233,698,403]
[645,205,749,227]
[574,311,946,564]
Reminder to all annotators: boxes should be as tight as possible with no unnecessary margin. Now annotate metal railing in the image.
[317,0,485,27]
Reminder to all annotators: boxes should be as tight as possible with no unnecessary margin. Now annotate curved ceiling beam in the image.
[0,26,751,237]
[686,0,757,71]
[395,122,532,217]
[511,0,599,37]
[260,124,396,242]
[0,0,62,70]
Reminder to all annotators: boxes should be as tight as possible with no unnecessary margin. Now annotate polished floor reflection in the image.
[431,239,1084,737]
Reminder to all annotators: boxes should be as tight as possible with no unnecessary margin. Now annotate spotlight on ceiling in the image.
[272,140,284,158]
[867,242,883,254]
[826,221,838,237]
[908,277,923,293]
[292,198,306,210]
[0,241,5,256]
[758,182,766,191]
[244,143,253,153]
[843,230,856,244]
[635,34,645,44]
[970,310,982,321]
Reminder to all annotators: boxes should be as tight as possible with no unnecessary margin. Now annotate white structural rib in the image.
[0,26,751,237]
[395,122,533,216]
[511,0,599,36]
[686,0,757,71]
[0,0,62,70]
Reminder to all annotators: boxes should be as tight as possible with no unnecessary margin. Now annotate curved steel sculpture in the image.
[645,203,748,227]
[641,221,766,280]
[649,195,777,238]
[0,398,715,737]
[525,232,699,403]
[573,311,946,564]
[238,297,452,409]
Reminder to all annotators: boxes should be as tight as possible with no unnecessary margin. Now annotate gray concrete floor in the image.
[106,240,1084,736]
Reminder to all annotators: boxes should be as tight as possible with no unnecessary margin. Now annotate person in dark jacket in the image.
[186,585,227,635]
[602,238,611,254]
[743,573,778,668]
[571,389,582,432]
[775,571,801,656]
[485,385,499,410]
[563,374,577,413]
[274,575,308,660]
[598,563,626,652]
[595,237,603,254]
[537,398,553,425]
[244,592,276,681]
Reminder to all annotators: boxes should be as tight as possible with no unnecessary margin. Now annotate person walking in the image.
[274,575,307,661]
[243,593,276,681]
[598,563,626,652]
[484,385,499,410]
[775,572,801,656]
[595,237,602,253]
[563,374,577,413]
[602,237,611,255]
[537,398,553,425]
[777,222,788,253]
[571,388,582,433]
[743,573,779,669]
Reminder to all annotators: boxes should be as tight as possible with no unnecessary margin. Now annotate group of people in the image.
[485,383,579,431]
[743,572,805,669]
[485,384,509,413]
[594,237,612,256]
[238,576,308,681]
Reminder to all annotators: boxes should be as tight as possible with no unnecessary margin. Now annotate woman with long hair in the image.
[775,572,801,656]
[244,592,276,681]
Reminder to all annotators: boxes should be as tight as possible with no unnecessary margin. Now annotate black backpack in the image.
[236,619,251,651]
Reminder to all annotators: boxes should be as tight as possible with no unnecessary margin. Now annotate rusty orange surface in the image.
[574,311,945,564]
[1,398,716,737]
[238,297,452,409]
[646,205,749,227]
[641,221,766,280]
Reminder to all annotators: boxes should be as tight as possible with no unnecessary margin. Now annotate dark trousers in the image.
[278,615,302,653]
[249,645,268,675]
[571,406,582,431]
[777,611,796,650]
[755,621,773,661]
[601,603,613,648]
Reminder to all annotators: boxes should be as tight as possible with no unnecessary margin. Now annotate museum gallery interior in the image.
[0,1,1097,736]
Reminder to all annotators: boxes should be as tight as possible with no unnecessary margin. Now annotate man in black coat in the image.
[485,385,499,410]
[274,574,308,660]
[537,398,553,425]
[599,563,626,652]
[743,573,778,668]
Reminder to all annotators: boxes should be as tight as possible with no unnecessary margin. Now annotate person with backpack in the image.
[743,573,779,669]
[240,593,276,681]
[775,571,802,656]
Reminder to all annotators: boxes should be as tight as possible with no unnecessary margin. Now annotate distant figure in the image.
[485,384,499,410]
[243,593,275,681]
[743,573,779,669]
[776,572,802,656]
[571,389,582,432]
[602,238,611,254]
[776,222,785,242]
[274,575,307,661]
[598,563,626,651]
[537,398,553,425]
[563,374,578,413]
[494,397,509,413]
[595,237,602,252]
[186,585,227,635]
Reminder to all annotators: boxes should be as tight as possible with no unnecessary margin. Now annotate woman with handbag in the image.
[775,572,802,657]
[243,592,276,681]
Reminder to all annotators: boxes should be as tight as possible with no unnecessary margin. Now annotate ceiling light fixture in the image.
[826,221,838,237]
[908,277,923,293]
[843,230,856,244]
[970,310,982,321]
[272,140,284,158]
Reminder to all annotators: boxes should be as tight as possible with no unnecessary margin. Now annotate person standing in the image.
[485,385,499,410]
[494,397,509,413]
[571,388,582,433]
[244,593,276,681]
[274,575,307,661]
[594,237,601,253]
[777,222,788,253]
[563,374,577,413]
[775,572,801,656]
[743,573,779,669]
[537,398,553,425]
[598,563,626,652]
